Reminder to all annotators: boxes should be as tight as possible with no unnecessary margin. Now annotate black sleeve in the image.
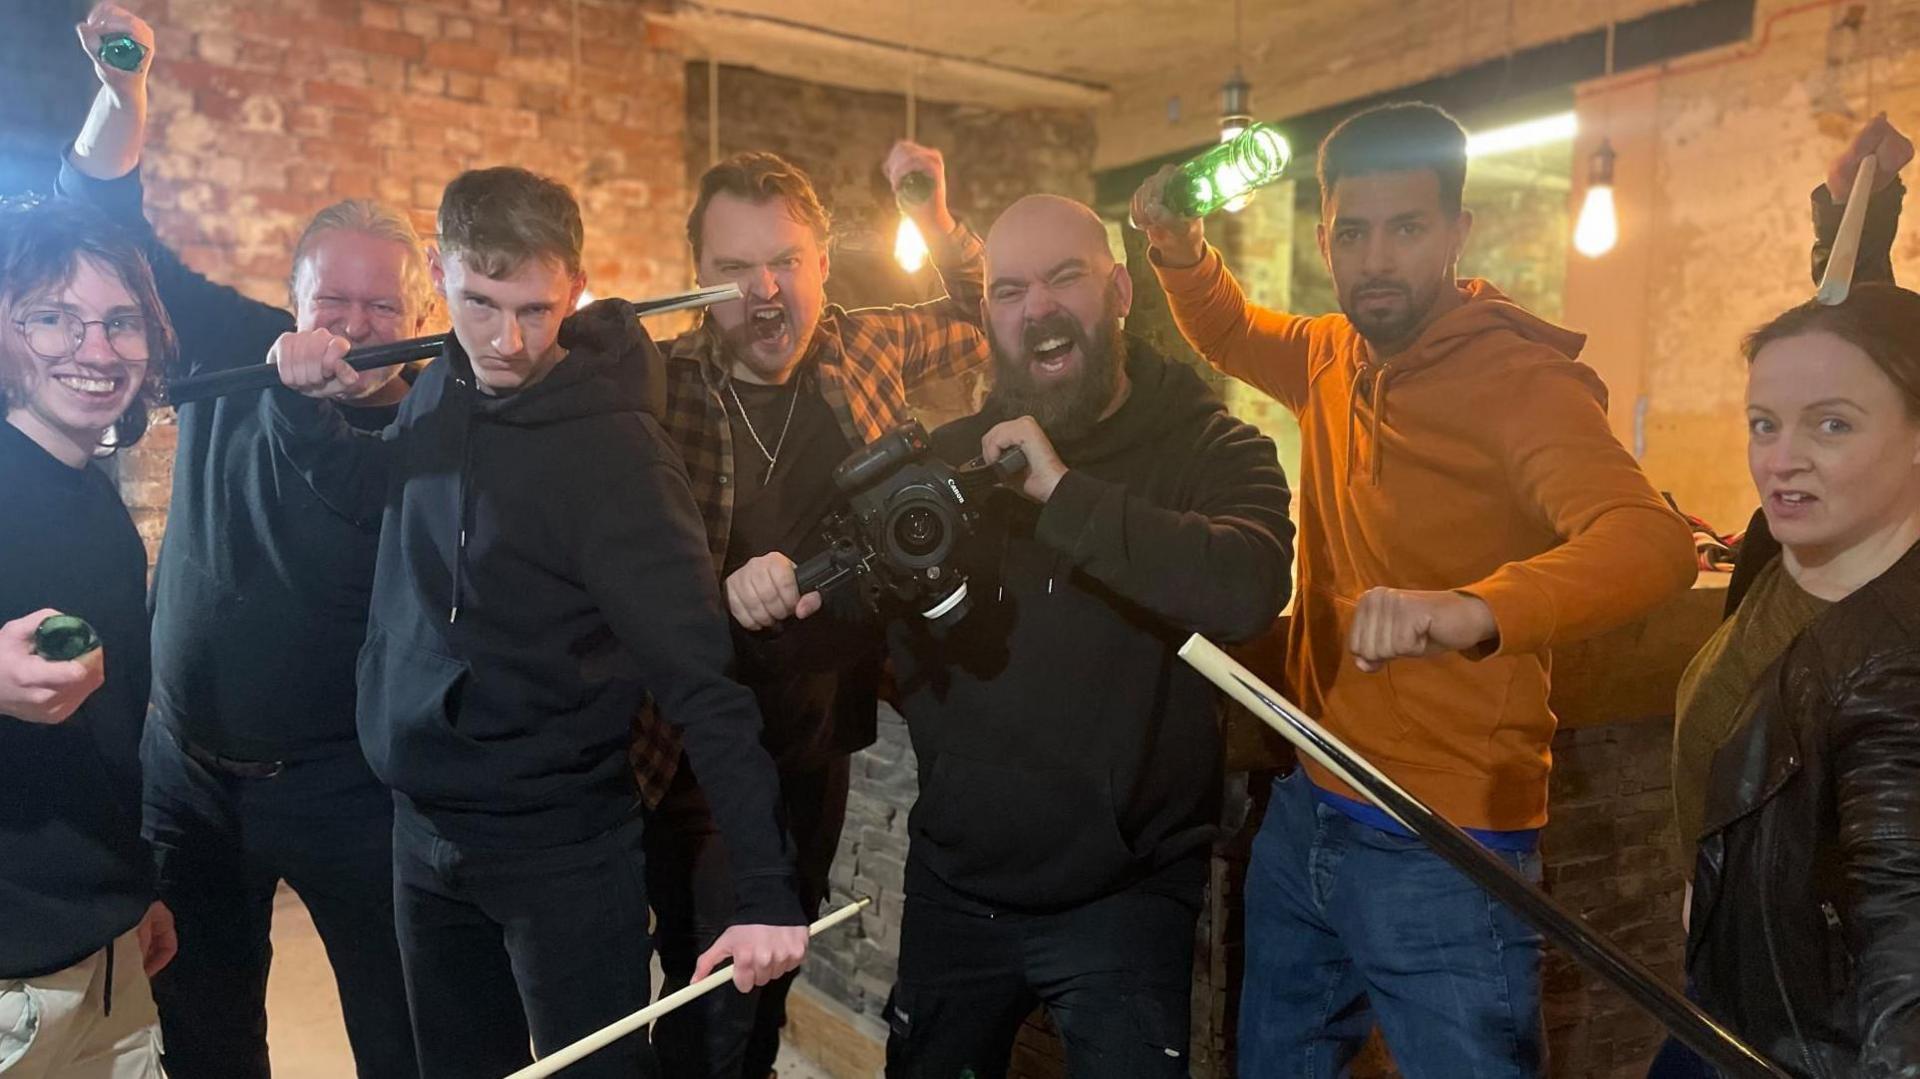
[56,156,293,379]
[578,422,803,926]
[1830,656,1920,1074]
[1032,417,1295,643]
[257,386,396,529]
[1811,177,1904,288]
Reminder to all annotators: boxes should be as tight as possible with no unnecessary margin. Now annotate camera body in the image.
[794,421,1025,626]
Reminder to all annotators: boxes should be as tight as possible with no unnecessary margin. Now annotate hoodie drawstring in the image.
[1343,361,1390,487]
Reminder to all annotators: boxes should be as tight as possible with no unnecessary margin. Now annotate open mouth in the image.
[1029,335,1078,374]
[1768,490,1822,518]
[750,306,789,343]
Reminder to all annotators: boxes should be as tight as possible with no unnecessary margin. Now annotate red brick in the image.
[303,80,377,112]
[424,40,498,75]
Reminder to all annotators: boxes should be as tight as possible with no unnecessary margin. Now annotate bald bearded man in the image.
[731,195,1295,1077]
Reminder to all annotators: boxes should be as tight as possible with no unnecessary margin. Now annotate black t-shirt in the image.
[0,421,154,976]
[720,368,884,767]
[721,368,851,573]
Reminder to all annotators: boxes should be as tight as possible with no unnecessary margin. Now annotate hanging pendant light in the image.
[1219,0,1253,212]
[1575,19,1620,258]
[894,0,930,273]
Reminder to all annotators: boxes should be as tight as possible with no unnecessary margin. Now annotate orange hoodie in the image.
[1156,249,1697,830]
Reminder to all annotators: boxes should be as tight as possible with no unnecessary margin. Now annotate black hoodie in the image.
[891,342,1294,911]
[261,301,801,924]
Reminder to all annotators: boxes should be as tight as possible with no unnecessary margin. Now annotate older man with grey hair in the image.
[56,5,427,1075]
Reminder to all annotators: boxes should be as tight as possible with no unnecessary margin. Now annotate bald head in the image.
[982,194,1133,441]
[986,194,1115,276]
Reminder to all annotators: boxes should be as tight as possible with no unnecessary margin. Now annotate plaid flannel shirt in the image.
[630,222,992,803]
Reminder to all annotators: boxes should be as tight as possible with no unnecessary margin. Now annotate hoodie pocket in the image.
[913,752,1134,907]
[354,625,472,783]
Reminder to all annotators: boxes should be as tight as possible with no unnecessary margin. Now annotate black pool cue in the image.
[1177,636,1790,1079]
[166,283,742,405]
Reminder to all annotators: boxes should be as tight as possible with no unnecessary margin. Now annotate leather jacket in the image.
[1687,539,1920,1077]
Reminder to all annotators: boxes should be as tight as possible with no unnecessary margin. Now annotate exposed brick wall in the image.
[53,0,694,559]
[1572,0,1920,531]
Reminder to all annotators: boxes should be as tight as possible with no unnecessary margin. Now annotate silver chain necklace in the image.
[726,376,800,485]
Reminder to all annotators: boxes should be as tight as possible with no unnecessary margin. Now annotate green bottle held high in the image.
[896,170,936,207]
[1161,122,1292,218]
[97,32,147,73]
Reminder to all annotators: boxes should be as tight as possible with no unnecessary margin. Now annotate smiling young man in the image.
[1134,102,1696,1076]
[642,147,989,1077]
[0,199,178,1079]
[265,166,807,1078]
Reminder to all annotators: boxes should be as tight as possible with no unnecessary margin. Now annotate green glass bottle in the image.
[98,32,147,73]
[1163,122,1292,218]
[896,171,936,207]
[33,614,100,662]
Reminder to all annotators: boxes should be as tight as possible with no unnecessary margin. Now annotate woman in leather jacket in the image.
[1677,280,1920,1077]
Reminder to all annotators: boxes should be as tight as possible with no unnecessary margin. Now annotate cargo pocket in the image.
[0,981,42,1072]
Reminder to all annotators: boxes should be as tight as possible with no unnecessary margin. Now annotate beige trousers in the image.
[0,931,161,1078]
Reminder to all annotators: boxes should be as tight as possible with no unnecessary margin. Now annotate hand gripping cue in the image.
[500,896,871,1079]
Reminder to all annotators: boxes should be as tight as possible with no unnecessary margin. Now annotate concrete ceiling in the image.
[652,0,1707,166]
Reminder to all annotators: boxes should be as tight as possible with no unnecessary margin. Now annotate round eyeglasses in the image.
[13,311,151,362]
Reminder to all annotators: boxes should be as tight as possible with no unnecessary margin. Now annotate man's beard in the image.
[1340,275,1445,351]
[986,293,1126,443]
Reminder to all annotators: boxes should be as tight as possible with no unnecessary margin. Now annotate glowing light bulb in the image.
[895,215,929,273]
[1574,184,1617,257]
[576,289,596,310]
[1573,139,1619,258]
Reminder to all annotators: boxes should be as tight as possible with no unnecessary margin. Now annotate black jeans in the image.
[645,755,850,1078]
[140,722,417,1079]
[392,804,658,1079]
[883,857,1203,1079]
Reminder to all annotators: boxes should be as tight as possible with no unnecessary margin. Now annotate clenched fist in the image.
[726,552,822,631]
[1347,588,1497,673]
[270,329,362,400]
[0,609,105,725]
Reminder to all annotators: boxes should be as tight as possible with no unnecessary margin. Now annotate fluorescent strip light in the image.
[1467,111,1579,157]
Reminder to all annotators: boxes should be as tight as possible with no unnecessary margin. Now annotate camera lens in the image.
[893,504,945,558]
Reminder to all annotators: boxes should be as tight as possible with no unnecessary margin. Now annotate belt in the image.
[172,729,286,779]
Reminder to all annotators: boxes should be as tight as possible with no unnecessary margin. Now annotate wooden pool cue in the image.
[501,896,871,1079]
[1816,153,1878,306]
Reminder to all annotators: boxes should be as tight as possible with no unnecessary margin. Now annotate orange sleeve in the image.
[1151,244,1318,412]
[1457,361,1699,656]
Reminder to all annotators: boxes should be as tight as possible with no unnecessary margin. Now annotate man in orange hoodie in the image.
[1133,102,1697,1075]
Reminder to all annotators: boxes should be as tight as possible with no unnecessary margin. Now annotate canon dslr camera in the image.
[793,421,1025,626]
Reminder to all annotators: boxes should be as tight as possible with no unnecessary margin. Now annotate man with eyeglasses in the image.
[54,7,422,1075]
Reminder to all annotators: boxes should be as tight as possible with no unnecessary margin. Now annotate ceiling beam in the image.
[647,4,1111,112]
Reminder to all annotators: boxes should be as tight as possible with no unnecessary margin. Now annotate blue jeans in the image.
[1238,769,1546,1078]
[141,723,416,1079]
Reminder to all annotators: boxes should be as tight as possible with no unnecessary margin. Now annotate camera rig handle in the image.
[792,446,1028,600]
